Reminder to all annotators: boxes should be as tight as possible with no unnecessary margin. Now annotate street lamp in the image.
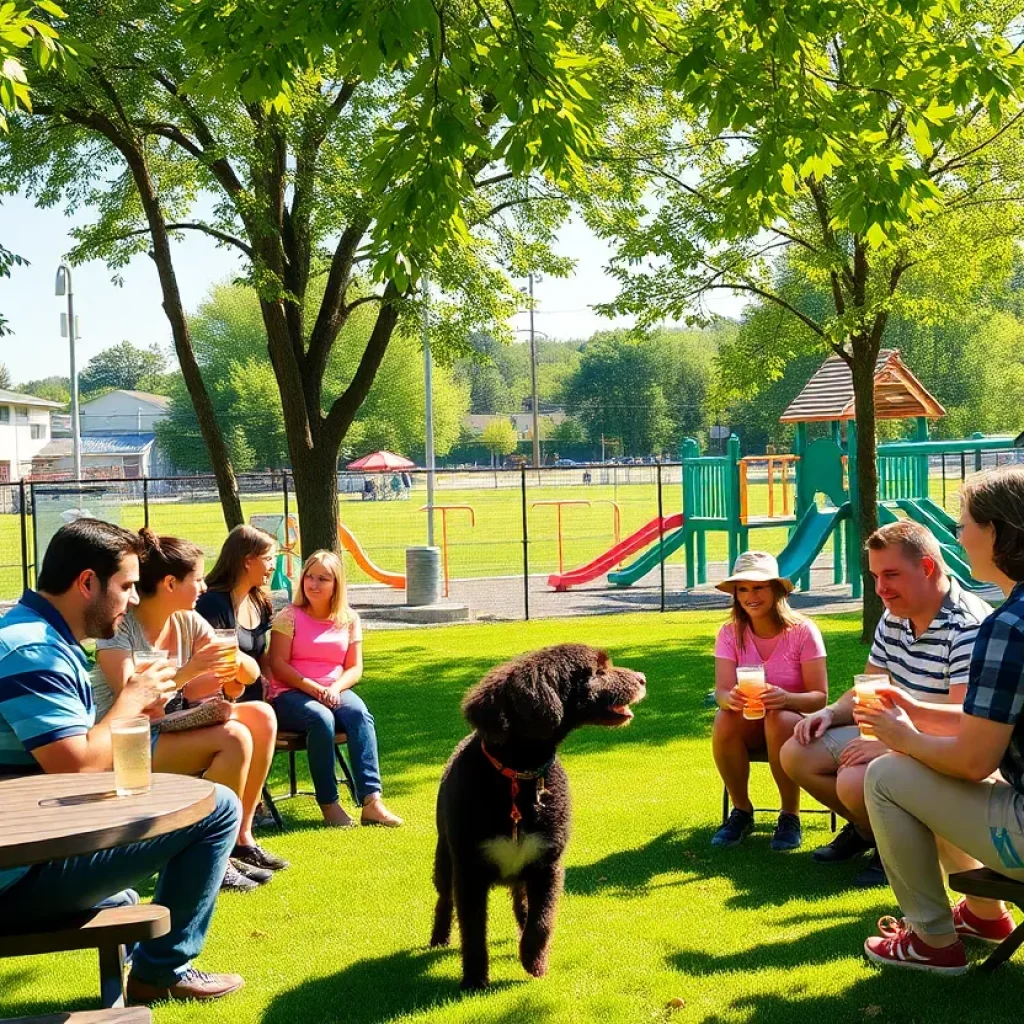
[55,263,82,481]
[519,272,544,467]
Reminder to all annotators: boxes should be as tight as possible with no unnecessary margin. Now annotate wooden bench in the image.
[0,905,169,1008]
[261,730,357,828]
[2,1009,151,1023]
[949,868,1024,971]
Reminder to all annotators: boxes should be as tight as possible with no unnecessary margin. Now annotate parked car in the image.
[554,458,577,467]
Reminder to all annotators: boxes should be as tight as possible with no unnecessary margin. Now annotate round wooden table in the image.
[0,772,217,869]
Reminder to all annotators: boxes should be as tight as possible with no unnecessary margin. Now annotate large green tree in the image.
[2,0,675,555]
[596,0,1024,634]
[78,341,168,396]
[157,282,468,472]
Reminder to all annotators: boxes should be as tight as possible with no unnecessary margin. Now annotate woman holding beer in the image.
[93,528,286,891]
[711,551,828,850]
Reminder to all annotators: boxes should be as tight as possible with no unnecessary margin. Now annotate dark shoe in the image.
[770,812,802,851]
[253,804,278,830]
[221,863,260,892]
[127,966,245,1003]
[712,808,754,847]
[233,842,290,872]
[229,858,272,885]
[854,851,888,888]
[812,822,872,863]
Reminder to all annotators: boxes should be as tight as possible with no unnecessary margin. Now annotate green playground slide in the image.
[607,524,691,586]
[776,503,851,583]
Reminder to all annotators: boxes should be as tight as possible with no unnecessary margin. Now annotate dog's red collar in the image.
[480,742,555,844]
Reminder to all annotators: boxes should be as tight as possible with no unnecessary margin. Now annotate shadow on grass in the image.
[669,915,1024,1024]
[566,825,885,910]
[260,946,526,1024]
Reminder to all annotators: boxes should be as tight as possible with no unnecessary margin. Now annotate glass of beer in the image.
[212,629,238,679]
[735,666,767,720]
[110,715,152,796]
[853,674,884,739]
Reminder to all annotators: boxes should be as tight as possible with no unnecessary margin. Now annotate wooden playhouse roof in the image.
[780,349,945,424]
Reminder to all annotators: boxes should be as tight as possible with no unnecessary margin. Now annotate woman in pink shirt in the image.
[268,550,402,829]
[711,551,828,851]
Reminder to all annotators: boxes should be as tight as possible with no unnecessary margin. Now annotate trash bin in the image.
[406,546,442,606]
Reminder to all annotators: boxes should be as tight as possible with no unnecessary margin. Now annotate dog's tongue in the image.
[610,704,634,719]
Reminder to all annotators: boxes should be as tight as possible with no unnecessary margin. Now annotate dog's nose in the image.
[637,673,647,686]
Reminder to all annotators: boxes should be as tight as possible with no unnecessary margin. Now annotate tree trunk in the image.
[851,336,883,641]
[289,442,339,559]
[122,146,244,530]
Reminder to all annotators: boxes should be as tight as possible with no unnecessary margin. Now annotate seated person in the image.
[859,466,1024,974]
[267,550,402,828]
[710,552,827,851]
[781,521,990,887]
[94,528,287,891]
[196,525,277,703]
[0,519,243,1003]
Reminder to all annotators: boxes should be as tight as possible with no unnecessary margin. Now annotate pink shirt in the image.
[267,605,363,701]
[714,619,826,693]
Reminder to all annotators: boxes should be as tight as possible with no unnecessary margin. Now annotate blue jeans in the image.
[272,688,382,805]
[0,784,241,986]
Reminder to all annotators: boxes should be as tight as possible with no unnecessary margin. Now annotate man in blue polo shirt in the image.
[0,519,244,1003]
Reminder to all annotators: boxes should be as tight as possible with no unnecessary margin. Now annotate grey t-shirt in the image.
[91,609,213,720]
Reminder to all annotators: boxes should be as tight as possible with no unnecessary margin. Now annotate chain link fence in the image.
[5,449,1022,617]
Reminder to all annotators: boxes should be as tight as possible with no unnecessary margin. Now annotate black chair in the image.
[261,731,357,828]
[721,747,837,831]
[948,868,1024,971]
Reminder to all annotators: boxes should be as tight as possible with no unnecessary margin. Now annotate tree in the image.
[16,375,68,403]
[597,0,1024,635]
[78,341,168,396]
[0,364,11,389]
[156,281,468,472]
[3,0,676,555]
[480,419,518,467]
[550,418,586,445]
[562,330,673,454]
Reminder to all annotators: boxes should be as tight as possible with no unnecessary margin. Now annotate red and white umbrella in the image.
[346,450,416,472]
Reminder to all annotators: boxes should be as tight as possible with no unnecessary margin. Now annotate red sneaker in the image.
[952,898,1016,944]
[864,916,968,975]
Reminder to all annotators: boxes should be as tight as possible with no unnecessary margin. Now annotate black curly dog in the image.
[430,643,646,989]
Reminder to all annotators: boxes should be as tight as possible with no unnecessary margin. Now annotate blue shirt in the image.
[964,580,1024,795]
[0,590,94,894]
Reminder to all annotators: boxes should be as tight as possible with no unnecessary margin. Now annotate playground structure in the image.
[549,350,1017,599]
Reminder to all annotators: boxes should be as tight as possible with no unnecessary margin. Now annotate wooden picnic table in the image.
[0,773,216,870]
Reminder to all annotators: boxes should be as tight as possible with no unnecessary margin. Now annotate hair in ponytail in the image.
[136,528,204,596]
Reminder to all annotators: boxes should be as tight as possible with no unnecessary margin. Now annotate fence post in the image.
[28,481,37,581]
[282,470,290,537]
[520,465,530,621]
[142,477,150,527]
[19,480,29,592]
[657,462,665,612]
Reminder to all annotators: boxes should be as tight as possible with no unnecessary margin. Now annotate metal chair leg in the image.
[980,919,1024,972]
[288,750,298,798]
[262,783,285,830]
[721,785,729,827]
[335,744,358,804]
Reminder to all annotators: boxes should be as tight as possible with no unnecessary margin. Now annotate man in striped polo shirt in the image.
[781,521,991,886]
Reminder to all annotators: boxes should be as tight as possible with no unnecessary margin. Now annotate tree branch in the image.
[94,221,254,259]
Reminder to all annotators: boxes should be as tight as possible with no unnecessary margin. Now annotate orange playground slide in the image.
[338,523,406,589]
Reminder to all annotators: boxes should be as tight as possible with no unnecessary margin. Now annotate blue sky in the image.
[1,193,744,387]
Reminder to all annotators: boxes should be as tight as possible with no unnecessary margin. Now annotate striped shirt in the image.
[964,580,1024,795]
[868,578,991,699]
[0,590,94,894]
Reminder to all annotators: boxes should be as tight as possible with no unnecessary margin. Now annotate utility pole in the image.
[528,271,540,468]
[55,264,82,481]
[422,274,435,546]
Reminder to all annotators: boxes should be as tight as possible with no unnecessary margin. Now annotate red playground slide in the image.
[548,513,685,591]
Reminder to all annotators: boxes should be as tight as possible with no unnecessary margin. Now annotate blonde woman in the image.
[267,550,402,828]
[711,551,828,850]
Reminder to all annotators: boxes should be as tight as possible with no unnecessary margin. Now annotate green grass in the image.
[2,611,1019,1024]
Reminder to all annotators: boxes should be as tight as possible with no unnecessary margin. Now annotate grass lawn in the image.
[1,611,1019,1024]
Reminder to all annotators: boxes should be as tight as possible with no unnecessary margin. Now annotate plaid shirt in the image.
[964,581,1024,794]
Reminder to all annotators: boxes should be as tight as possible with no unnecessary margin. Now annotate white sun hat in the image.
[715,550,794,595]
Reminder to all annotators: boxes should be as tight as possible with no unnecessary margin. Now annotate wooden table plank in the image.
[0,773,216,869]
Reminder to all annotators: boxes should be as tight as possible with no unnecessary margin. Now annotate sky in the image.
[0,192,746,387]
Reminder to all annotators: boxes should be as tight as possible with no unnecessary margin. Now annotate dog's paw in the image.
[429,933,451,948]
[521,954,549,978]
[460,975,490,990]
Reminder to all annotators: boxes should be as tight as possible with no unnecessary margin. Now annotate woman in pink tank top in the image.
[709,552,828,852]
[268,550,402,828]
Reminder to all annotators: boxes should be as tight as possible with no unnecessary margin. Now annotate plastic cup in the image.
[735,666,767,720]
[110,715,151,796]
[212,629,238,670]
[853,674,884,739]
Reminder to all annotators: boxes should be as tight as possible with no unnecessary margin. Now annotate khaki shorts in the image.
[820,725,864,764]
